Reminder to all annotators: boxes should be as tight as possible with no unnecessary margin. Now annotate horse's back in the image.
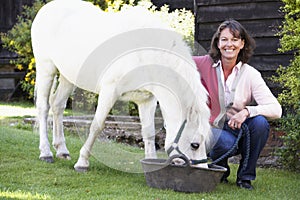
[31,0,169,90]
[32,0,103,72]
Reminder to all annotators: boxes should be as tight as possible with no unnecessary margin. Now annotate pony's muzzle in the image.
[191,142,200,150]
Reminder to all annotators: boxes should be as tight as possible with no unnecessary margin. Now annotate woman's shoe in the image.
[236,179,254,190]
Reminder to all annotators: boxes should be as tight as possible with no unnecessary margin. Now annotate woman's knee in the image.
[246,115,270,138]
[252,115,269,128]
[209,130,237,159]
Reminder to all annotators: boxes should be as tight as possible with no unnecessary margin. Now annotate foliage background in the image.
[273,0,300,171]
[0,0,48,98]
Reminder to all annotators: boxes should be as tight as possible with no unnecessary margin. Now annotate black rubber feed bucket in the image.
[140,155,227,193]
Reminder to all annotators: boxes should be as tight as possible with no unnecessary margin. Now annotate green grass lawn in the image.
[0,102,299,199]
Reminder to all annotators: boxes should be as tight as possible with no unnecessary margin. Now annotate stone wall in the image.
[24,115,283,167]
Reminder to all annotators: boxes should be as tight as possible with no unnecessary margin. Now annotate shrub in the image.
[0,0,50,98]
[274,0,300,172]
[276,111,300,171]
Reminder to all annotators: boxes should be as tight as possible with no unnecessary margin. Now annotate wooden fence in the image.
[151,0,194,11]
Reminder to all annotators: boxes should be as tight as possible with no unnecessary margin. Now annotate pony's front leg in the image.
[50,75,74,160]
[74,88,117,172]
[138,96,157,158]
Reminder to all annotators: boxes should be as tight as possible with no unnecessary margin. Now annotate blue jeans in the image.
[209,115,270,181]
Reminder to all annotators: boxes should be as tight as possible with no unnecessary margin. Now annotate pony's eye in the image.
[191,143,200,150]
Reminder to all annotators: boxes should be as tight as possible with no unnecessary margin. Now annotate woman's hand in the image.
[228,108,249,129]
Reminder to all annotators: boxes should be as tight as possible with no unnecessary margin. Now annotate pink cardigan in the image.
[193,55,282,127]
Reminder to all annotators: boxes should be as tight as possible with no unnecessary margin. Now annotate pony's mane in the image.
[183,59,211,141]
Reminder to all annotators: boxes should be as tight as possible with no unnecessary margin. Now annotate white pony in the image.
[31,0,211,171]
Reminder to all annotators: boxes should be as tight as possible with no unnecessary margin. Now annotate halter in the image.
[166,119,208,165]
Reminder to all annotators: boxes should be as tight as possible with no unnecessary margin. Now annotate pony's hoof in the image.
[40,156,54,163]
[74,166,88,173]
[57,153,71,160]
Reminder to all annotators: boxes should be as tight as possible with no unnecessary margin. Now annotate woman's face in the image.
[217,28,245,62]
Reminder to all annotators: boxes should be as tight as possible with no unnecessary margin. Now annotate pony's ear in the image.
[187,106,199,124]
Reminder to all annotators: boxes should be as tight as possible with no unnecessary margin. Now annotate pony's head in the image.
[166,106,211,168]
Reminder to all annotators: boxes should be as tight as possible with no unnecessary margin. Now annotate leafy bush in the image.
[276,111,300,171]
[0,0,50,98]
[274,0,300,171]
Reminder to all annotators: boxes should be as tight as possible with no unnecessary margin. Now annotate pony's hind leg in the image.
[74,87,117,172]
[49,74,74,160]
[138,96,157,158]
[35,60,57,163]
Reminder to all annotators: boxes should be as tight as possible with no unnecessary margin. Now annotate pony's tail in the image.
[49,74,59,105]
